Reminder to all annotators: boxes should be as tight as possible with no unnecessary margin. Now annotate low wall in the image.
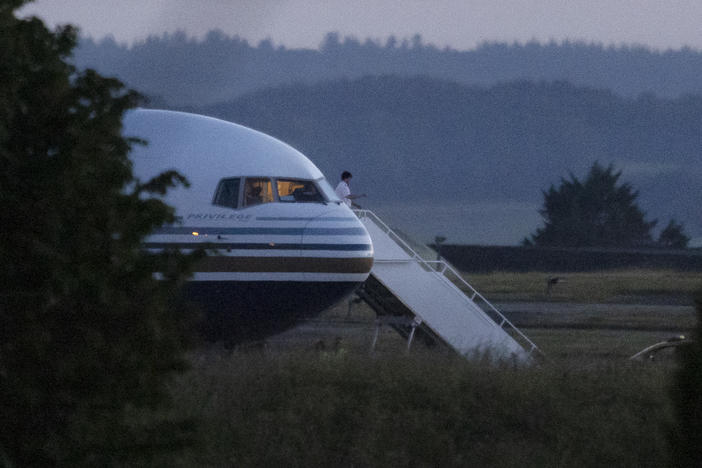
[436,245,702,273]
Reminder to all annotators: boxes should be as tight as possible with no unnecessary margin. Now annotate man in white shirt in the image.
[335,171,366,208]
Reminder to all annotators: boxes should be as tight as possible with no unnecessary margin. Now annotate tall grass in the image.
[170,350,672,467]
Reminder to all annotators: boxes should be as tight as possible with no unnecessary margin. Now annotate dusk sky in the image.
[19,0,702,51]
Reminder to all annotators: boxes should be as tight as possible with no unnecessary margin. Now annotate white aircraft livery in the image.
[124,109,374,342]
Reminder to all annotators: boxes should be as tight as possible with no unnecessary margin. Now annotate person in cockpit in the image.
[245,185,263,206]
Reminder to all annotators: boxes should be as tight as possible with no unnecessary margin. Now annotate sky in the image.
[18,0,702,51]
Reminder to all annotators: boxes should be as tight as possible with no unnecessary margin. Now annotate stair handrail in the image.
[355,209,540,356]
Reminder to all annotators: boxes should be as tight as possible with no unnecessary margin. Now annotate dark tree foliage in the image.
[75,30,702,105]
[658,219,690,249]
[669,291,702,467]
[0,2,197,465]
[525,162,657,248]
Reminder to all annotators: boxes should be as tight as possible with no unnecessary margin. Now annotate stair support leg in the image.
[406,324,417,354]
[370,320,381,353]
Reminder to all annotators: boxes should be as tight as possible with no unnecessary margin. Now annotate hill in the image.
[186,77,701,245]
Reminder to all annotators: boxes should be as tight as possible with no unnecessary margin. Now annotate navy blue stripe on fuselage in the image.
[143,242,372,251]
[154,227,366,236]
[255,217,357,222]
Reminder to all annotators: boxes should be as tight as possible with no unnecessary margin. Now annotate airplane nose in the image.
[300,208,374,281]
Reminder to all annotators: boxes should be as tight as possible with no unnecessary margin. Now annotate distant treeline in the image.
[191,76,702,240]
[439,245,702,273]
[75,31,702,106]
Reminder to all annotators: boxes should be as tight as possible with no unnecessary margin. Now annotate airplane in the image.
[123,109,374,343]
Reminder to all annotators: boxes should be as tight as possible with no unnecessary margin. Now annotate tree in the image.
[0,2,197,465]
[525,162,656,247]
[658,219,690,249]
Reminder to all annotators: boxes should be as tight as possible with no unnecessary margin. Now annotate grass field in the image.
[165,269,699,466]
[462,269,701,303]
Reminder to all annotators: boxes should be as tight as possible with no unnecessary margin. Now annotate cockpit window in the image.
[213,177,328,209]
[244,178,273,207]
[277,179,325,203]
[212,178,240,209]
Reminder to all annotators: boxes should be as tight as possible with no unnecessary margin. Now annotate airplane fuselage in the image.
[125,109,373,342]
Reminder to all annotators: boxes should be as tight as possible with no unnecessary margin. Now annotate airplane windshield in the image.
[213,177,331,209]
[277,179,325,203]
[244,178,274,207]
[212,178,240,209]
[316,177,339,202]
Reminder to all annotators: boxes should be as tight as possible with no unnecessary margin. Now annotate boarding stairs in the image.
[355,210,539,361]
